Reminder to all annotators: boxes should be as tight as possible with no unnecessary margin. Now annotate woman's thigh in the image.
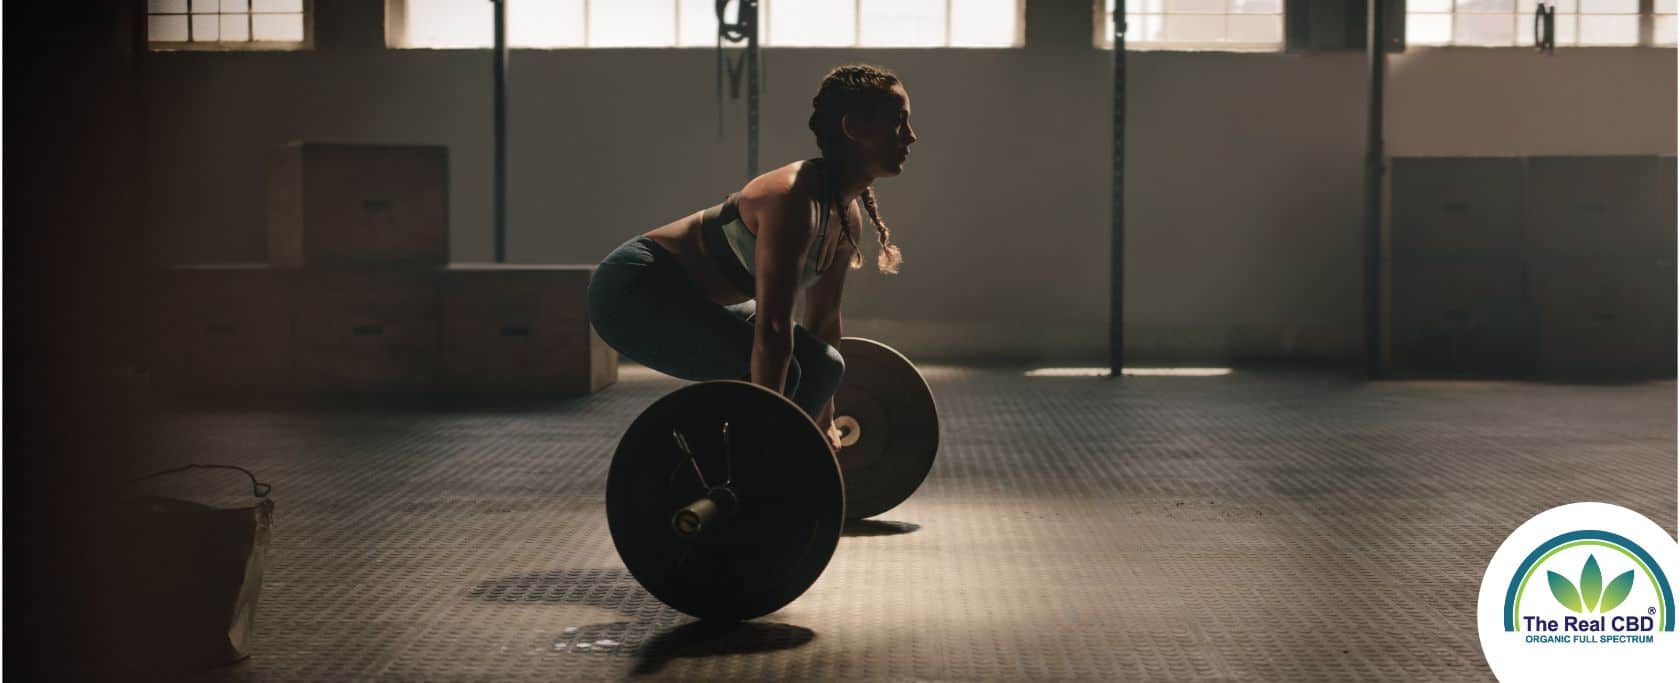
[589,260,757,383]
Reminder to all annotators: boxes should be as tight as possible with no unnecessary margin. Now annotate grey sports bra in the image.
[699,163,839,296]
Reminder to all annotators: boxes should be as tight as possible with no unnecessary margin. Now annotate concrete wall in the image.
[144,1,1676,363]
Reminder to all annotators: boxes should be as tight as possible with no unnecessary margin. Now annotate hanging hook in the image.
[1534,2,1557,55]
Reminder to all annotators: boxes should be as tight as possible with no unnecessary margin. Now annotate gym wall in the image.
[142,1,1676,364]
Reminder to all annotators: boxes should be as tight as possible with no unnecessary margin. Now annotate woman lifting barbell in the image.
[587,64,916,451]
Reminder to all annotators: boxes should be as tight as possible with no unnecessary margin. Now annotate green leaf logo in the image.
[1547,555,1637,614]
[1600,570,1635,612]
[1581,555,1603,611]
[1549,571,1583,612]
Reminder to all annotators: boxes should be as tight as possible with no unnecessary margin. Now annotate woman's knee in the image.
[799,341,845,390]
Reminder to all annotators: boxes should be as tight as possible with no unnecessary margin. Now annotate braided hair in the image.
[807,64,904,274]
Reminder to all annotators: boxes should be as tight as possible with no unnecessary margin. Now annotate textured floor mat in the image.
[137,367,1676,681]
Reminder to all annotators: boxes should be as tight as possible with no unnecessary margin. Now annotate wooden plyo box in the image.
[439,265,616,396]
[268,143,449,268]
[291,271,441,392]
[151,265,295,394]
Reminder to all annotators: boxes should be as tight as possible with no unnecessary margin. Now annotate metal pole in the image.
[1364,0,1386,378]
[1109,1,1127,376]
[493,0,509,263]
[746,0,760,179]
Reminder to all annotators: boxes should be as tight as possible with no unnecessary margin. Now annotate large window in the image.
[1408,0,1677,47]
[391,0,1021,49]
[1097,0,1286,51]
[147,0,308,49]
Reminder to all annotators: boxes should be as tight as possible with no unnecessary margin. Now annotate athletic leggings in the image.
[586,236,845,419]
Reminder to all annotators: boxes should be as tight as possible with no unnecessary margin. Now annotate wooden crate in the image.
[1389,255,1534,376]
[151,265,295,393]
[268,143,448,268]
[439,265,616,395]
[292,271,440,392]
[1390,157,1524,255]
[1532,254,1676,376]
[1526,156,1672,255]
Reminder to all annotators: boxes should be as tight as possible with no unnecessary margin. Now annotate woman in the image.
[586,64,916,451]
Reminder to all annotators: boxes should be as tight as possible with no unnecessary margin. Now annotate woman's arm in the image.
[744,184,820,396]
[801,210,855,430]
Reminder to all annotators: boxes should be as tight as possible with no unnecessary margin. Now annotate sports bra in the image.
[699,164,839,297]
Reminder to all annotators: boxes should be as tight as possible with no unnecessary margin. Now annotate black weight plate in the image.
[606,381,844,621]
[833,338,939,520]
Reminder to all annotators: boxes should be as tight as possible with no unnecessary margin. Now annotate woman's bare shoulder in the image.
[736,160,821,235]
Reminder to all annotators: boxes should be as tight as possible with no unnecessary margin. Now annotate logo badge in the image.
[1478,502,1678,680]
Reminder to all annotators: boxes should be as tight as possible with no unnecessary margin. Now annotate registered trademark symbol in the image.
[1649,606,1658,615]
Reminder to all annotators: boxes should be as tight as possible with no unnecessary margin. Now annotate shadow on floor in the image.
[630,620,815,675]
[842,519,921,537]
[471,568,817,672]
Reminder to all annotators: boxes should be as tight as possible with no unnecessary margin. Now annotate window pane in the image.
[1108,0,1170,14]
[1123,13,1166,42]
[1655,15,1677,45]
[1454,13,1517,44]
[590,0,676,47]
[769,0,855,46]
[1658,0,1677,13]
[148,14,189,41]
[1456,0,1515,12]
[1166,0,1226,13]
[950,0,1018,46]
[149,0,188,13]
[251,0,303,12]
[1517,0,1578,11]
[1406,14,1453,43]
[191,14,219,41]
[251,13,303,41]
[860,0,944,47]
[221,14,251,41]
[220,0,250,11]
[405,0,489,47]
[511,0,584,47]
[1164,13,1224,42]
[678,0,725,47]
[189,0,218,11]
[1231,0,1282,13]
[1578,0,1638,12]
[1577,14,1638,44]
[1411,0,1454,11]
[1227,14,1281,42]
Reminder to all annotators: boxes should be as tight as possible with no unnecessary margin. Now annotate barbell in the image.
[604,337,939,621]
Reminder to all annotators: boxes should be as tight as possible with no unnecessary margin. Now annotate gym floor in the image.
[149,365,1676,682]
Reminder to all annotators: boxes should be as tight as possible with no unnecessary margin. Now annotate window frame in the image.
[1092,1,1289,53]
[1403,0,1675,49]
[386,0,1025,50]
[146,0,316,52]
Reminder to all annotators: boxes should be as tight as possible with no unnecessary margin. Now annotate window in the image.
[1097,0,1286,51]
[391,0,1021,49]
[1407,0,1677,47]
[147,0,308,49]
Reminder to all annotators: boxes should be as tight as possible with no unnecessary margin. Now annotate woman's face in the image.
[845,83,917,178]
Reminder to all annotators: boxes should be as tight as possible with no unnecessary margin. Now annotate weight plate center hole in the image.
[835,415,861,447]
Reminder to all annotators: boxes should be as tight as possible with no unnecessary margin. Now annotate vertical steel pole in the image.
[493,0,509,263]
[1109,2,1127,376]
[1364,0,1387,378]
[746,0,760,179]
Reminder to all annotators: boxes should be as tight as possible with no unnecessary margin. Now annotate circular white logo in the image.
[1477,502,1679,680]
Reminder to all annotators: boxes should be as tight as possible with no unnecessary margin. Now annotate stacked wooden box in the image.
[1388,155,1676,378]
[152,143,616,396]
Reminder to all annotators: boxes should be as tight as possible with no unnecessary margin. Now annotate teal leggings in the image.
[586,236,845,419]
